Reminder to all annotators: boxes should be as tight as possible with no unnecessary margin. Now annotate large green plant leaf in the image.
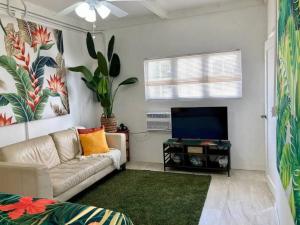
[16,19,36,46]
[86,32,97,59]
[0,93,33,122]
[40,43,55,50]
[97,52,108,76]
[293,168,300,224]
[97,77,109,95]
[99,93,111,108]
[81,78,97,92]
[290,189,296,219]
[294,31,300,117]
[94,67,101,78]
[0,55,33,99]
[118,77,138,86]
[280,144,293,189]
[69,66,93,82]
[107,35,115,61]
[54,30,64,54]
[282,17,297,115]
[31,56,57,88]
[43,88,60,97]
[292,0,300,29]
[109,53,120,77]
[85,75,102,97]
[33,95,49,120]
[33,89,58,120]
[97,76,111,109]
[290,117,300,165]
[0,95,8,106]
[278,0,292,41]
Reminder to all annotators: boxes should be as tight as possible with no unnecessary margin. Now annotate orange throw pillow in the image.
[79,129,109,156]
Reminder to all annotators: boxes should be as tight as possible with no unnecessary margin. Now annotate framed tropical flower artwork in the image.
[0,16,69,127]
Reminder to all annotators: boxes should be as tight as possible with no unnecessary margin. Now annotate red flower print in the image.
[47,74,67,96]
[8,32,30,72]
[0,113,13,126]
[0,196,56,220]
[31,26,52,48]
[26,100,36,111]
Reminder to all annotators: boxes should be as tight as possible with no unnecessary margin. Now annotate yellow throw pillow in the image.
[79,129,109,156]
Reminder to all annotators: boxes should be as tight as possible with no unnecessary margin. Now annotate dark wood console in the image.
[163,139,231,176]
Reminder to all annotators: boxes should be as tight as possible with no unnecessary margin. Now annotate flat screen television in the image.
[171,107,228,140]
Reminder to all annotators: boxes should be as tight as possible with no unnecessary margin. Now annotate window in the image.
[144,50,242,100]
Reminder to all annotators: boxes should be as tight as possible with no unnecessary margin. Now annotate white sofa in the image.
[0,129,126,201]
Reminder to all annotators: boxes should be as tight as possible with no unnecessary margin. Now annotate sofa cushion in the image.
[50,129,80,162]
[49,157,112,196]
[0,135,60,169]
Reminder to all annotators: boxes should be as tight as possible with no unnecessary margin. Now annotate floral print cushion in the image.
[0,193,133,225]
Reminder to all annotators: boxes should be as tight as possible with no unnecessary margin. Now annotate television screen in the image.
[171,107,228,140]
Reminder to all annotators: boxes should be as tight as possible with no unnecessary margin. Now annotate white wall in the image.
[104,3,267,170]
[267,0,277,36]
[266,0,295,225]
[0,19,104,146]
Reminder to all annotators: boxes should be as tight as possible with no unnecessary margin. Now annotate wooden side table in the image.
[117,130,130,162]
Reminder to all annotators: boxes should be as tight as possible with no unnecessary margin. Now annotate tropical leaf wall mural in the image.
[0,17,69,127]
[277,0,300,223]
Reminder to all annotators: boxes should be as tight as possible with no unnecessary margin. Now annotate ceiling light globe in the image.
[96,5,111,19]
[85,8,96,22]
[75,2,90,18]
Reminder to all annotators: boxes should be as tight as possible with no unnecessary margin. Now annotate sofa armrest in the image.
[0,162,53,199]
[106,133,127,165]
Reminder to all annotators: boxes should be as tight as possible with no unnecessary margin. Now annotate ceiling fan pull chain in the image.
[7,0,28,19]
[92,23,96,39]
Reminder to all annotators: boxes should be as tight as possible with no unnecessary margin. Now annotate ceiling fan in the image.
[59,0,144,23]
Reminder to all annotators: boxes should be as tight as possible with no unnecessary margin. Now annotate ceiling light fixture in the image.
[60,0,128,22]
[75,2,90,18]
[75,1,112,23]
[85,7,96,22]
[95,4,111,19]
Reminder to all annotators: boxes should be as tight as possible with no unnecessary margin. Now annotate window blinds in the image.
[144,50,242,100]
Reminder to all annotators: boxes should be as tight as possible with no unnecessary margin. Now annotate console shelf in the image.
[163,139,231,176]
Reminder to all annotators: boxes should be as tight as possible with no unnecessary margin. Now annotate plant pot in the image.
[101,114,117,133]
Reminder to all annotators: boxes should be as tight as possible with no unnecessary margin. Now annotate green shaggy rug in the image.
[71,170,211,225]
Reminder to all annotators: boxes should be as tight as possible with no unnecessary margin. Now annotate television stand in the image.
[163,139,231,176]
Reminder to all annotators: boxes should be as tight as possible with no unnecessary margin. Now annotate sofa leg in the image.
[121,164,126,171]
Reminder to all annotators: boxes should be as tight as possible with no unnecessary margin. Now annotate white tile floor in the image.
[127,161,279,225]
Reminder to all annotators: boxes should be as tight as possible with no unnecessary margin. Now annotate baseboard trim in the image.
[266,174,280,225]
[266,174,276,196]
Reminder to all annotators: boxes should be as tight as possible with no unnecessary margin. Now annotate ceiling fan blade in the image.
[58,2,83,15]
[100,1,129,18]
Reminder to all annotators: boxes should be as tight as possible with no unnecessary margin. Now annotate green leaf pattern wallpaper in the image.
[0,17,69,127]
[277,0,300,223]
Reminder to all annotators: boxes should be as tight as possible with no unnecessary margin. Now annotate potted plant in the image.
[69,33,138,132]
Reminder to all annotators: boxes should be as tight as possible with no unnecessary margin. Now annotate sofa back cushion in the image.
[0,135,60,169]
[50,129,80,162]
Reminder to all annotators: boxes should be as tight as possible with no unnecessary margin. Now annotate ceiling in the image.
[21,0,263,30]
[158,0,233,11]
[25,0,248,19]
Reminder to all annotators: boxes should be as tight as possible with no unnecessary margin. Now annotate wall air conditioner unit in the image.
[146,112,171,131]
